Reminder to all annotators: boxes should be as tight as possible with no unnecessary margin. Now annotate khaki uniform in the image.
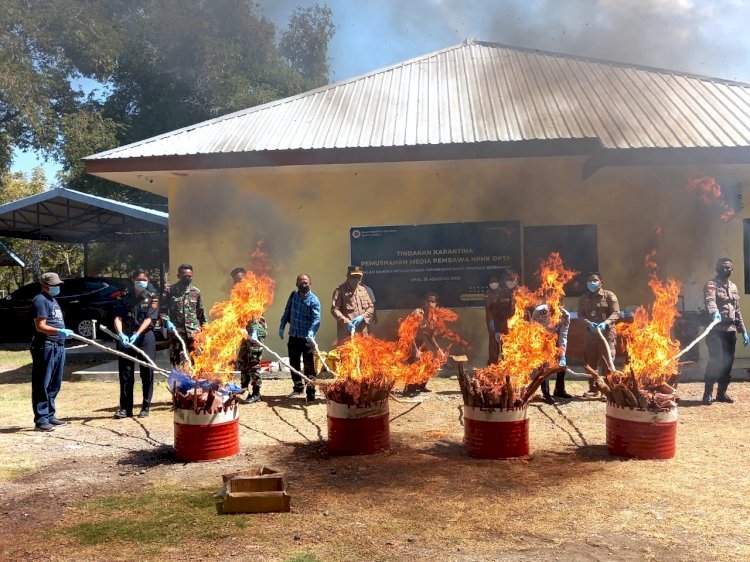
[484,286,516,364]
[578,288,620,378]
[704,276,746,391]
[331,282,374,344]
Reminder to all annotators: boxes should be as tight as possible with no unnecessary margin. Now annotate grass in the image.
[0,348,31,370]
[0,454,37,481]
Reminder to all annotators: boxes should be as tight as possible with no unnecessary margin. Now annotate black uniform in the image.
[115,287,159,415]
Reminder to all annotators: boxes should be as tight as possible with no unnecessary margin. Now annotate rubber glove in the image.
[250,330,258,341]
[118,332,129,346]
[165,320,176,331]
[494,332,501,343]
[743,333,749,347]
[711,311,721,323]
[58,328,73,339]
[347,321,356,332]
[620,311,633,319]
[587,321,598,332]
[352,315,364,327]
[597,322,608,332]
[559,356,567,367]
[128,333,139,345]
[278,326,285,340]
[306,331,315,344]
[488,320,495,332]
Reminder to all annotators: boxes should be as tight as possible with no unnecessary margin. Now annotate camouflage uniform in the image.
[578,287,620,386]
[484,285,516,364]
[161,282,206,367]
[236,317,267,397]
[704,276,746,397]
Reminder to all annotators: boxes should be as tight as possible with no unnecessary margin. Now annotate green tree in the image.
[280,4,336,86]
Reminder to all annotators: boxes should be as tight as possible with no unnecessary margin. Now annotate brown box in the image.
[218,466,290,514]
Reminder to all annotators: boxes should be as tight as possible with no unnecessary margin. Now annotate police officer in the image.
[578,271,620,397]
[30,272,74,431]
[484,269,519,364]
[703,257,748,405]
[161,264,206,367]
[231,267,267,404]
[331,266,374,345]
[531,303,571,404]
[114,269,159,418]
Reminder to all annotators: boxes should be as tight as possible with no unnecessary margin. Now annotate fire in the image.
[190,243,275,382]
[474,253,577,397]
[619,274,681,387]
[687,175,736,222]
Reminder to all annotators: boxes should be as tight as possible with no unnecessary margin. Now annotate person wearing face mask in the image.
[30,272,74,432]
[702,257,747,405]
[403,292,445,395]
[114,269,160,418]
[280,273,321,400]
[578,271,621,397]
[161,263,206,367]
[531,302,571,404]
[231,267,268,404]
[484,270,520,364]
[331,265,374,345]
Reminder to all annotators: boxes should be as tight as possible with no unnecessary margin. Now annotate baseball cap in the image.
[347,265,364,276]
[40,272,64,286]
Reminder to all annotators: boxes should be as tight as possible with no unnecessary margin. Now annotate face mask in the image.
[505,280,517,289]
[488,282,499,290]
[718,267,732,278]
[179,275,191,285]
[297,283,310,293]
[349,277,362,286]
[134,280,148,291]
[48,286,60,297]
[587,281,601,292]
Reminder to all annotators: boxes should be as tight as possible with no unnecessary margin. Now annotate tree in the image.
[280,4,336,86]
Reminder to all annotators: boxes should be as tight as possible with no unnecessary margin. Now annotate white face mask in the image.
[505,280,517,289]
[488,282,499,290]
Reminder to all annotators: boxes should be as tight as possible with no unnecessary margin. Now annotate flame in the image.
[686,176,735,222]
[619,274,681,387]
[473,253,577,398]
[190,242,275,382]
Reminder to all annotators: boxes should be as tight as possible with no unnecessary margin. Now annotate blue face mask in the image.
[587,281,601,293]
[48,286,61,297]
[134,280,148,291]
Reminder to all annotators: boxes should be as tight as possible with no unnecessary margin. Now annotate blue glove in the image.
[587,321,598,332]
[488,320,495,332]
[621,311,633,319]
[250,330,258,341]
[559,356,567,367]
[711,311,721,323]
[165,320,176,331]
[58,328,73,339]
[128,333,139,345]
[118,332,129,346]
[278,327,285,340]
[494,332,501,343]
[597,322,608,332]
[352,315,364,327]
[306,331,315,343]
[744,333,749,347]
[347,322,355,331]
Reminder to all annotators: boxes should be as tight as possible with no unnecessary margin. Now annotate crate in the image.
[217,466,290,514]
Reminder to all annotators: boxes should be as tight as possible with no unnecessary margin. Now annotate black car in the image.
[0,277,132,342]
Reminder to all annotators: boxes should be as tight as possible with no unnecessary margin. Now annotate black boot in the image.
[541,379,556,405]
[716,382,734,403]
[702,381,714,405]
[553,373,572,398]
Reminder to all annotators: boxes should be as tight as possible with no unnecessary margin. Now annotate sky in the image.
[12,0,750,181]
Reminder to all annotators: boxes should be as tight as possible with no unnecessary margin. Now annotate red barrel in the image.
[327,399,390,455]
[173,405,240,462]
[606,403,677,460]
[464,405,529,459]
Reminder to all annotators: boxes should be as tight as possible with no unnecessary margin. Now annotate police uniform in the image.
[703,275,746,401]
[578,287,620,388]
[161,281,206,366]
[331,280,374,344]
[236,317,267,401]
[484,285,516,364]
[116,286,159,415]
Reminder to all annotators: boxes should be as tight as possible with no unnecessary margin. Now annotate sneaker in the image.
[542,395,557,405]
[34,422,55,432]
[137,408,150,418]
[114,409,130,419]
[715,394,735,403]
[287,390,304,398]
[48,418,68,426]
[241,394,261,404]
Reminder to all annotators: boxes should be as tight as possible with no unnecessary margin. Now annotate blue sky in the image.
[12,0,750,181]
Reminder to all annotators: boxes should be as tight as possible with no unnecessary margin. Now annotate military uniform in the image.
[484,285,516,364]
[704,275,746,399]
[236,317,267,400]
[161,282,206,367]
[116,286,159,415]
[331,282,374,344]
[578,288,620,386]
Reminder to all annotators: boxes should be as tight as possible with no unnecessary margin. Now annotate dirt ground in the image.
[1,350,749,562]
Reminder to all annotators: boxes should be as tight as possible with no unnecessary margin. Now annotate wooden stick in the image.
[595,327,616,373]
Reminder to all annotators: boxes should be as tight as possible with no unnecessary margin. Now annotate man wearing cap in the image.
[30,272,74,432]
[331,266,375,345]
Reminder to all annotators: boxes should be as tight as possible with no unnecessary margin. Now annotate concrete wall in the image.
[162,157,749,362]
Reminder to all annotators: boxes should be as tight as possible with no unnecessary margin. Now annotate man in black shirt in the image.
[30,272,73,431]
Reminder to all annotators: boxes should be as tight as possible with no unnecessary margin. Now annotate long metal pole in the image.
[68,333,170,377]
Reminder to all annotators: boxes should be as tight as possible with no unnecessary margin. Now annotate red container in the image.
[464,405,529,459]
[173,405,240,462]
[327,399,390,455]
[606,403,677,460]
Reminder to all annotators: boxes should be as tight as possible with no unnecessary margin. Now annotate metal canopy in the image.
[0,188,168,243]
[0,240,25,267]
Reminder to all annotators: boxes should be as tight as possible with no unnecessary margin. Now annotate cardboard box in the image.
[218,466,290,514]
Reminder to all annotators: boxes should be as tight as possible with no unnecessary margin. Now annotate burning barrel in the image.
[463,405,529,459]
[326,399,390,455]
[173,404,240,462]
[605,402,677,460]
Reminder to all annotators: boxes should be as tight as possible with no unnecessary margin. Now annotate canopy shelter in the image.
[0,187,168,275]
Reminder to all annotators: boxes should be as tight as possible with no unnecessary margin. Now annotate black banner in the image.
[350,221,521,310]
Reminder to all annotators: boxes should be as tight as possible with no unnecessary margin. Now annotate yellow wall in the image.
[163,157,750,361]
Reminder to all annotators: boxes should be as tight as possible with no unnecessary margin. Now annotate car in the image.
[0,277,137,342]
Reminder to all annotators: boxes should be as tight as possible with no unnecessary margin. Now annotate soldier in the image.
[578,271,620,397]
[114,269,159,418]
[484,269,519,364]
[331,265,374,345]
[231,267,267,404]
[161,264,206,367]
[703,257,748,405]
[531,303,571,404]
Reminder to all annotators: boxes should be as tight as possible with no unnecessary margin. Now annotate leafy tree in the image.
[280,3,336,86]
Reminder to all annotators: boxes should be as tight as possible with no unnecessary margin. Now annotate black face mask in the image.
[297,283,310,293]
[718,268,733,278]
[179,275,191,285]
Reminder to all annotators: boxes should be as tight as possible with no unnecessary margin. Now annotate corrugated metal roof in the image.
[85,40,750,163]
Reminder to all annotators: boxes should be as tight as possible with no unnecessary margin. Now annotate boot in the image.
[702,381,714,405]
[553,373,572,398]
[241,386,261,404]
[715,382,734,403]
[541,380,556,405]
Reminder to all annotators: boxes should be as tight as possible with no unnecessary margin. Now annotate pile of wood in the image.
[587,366,678,410]
[173,382,238,413]
[457,364,566,409]
[322,379,395,406]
